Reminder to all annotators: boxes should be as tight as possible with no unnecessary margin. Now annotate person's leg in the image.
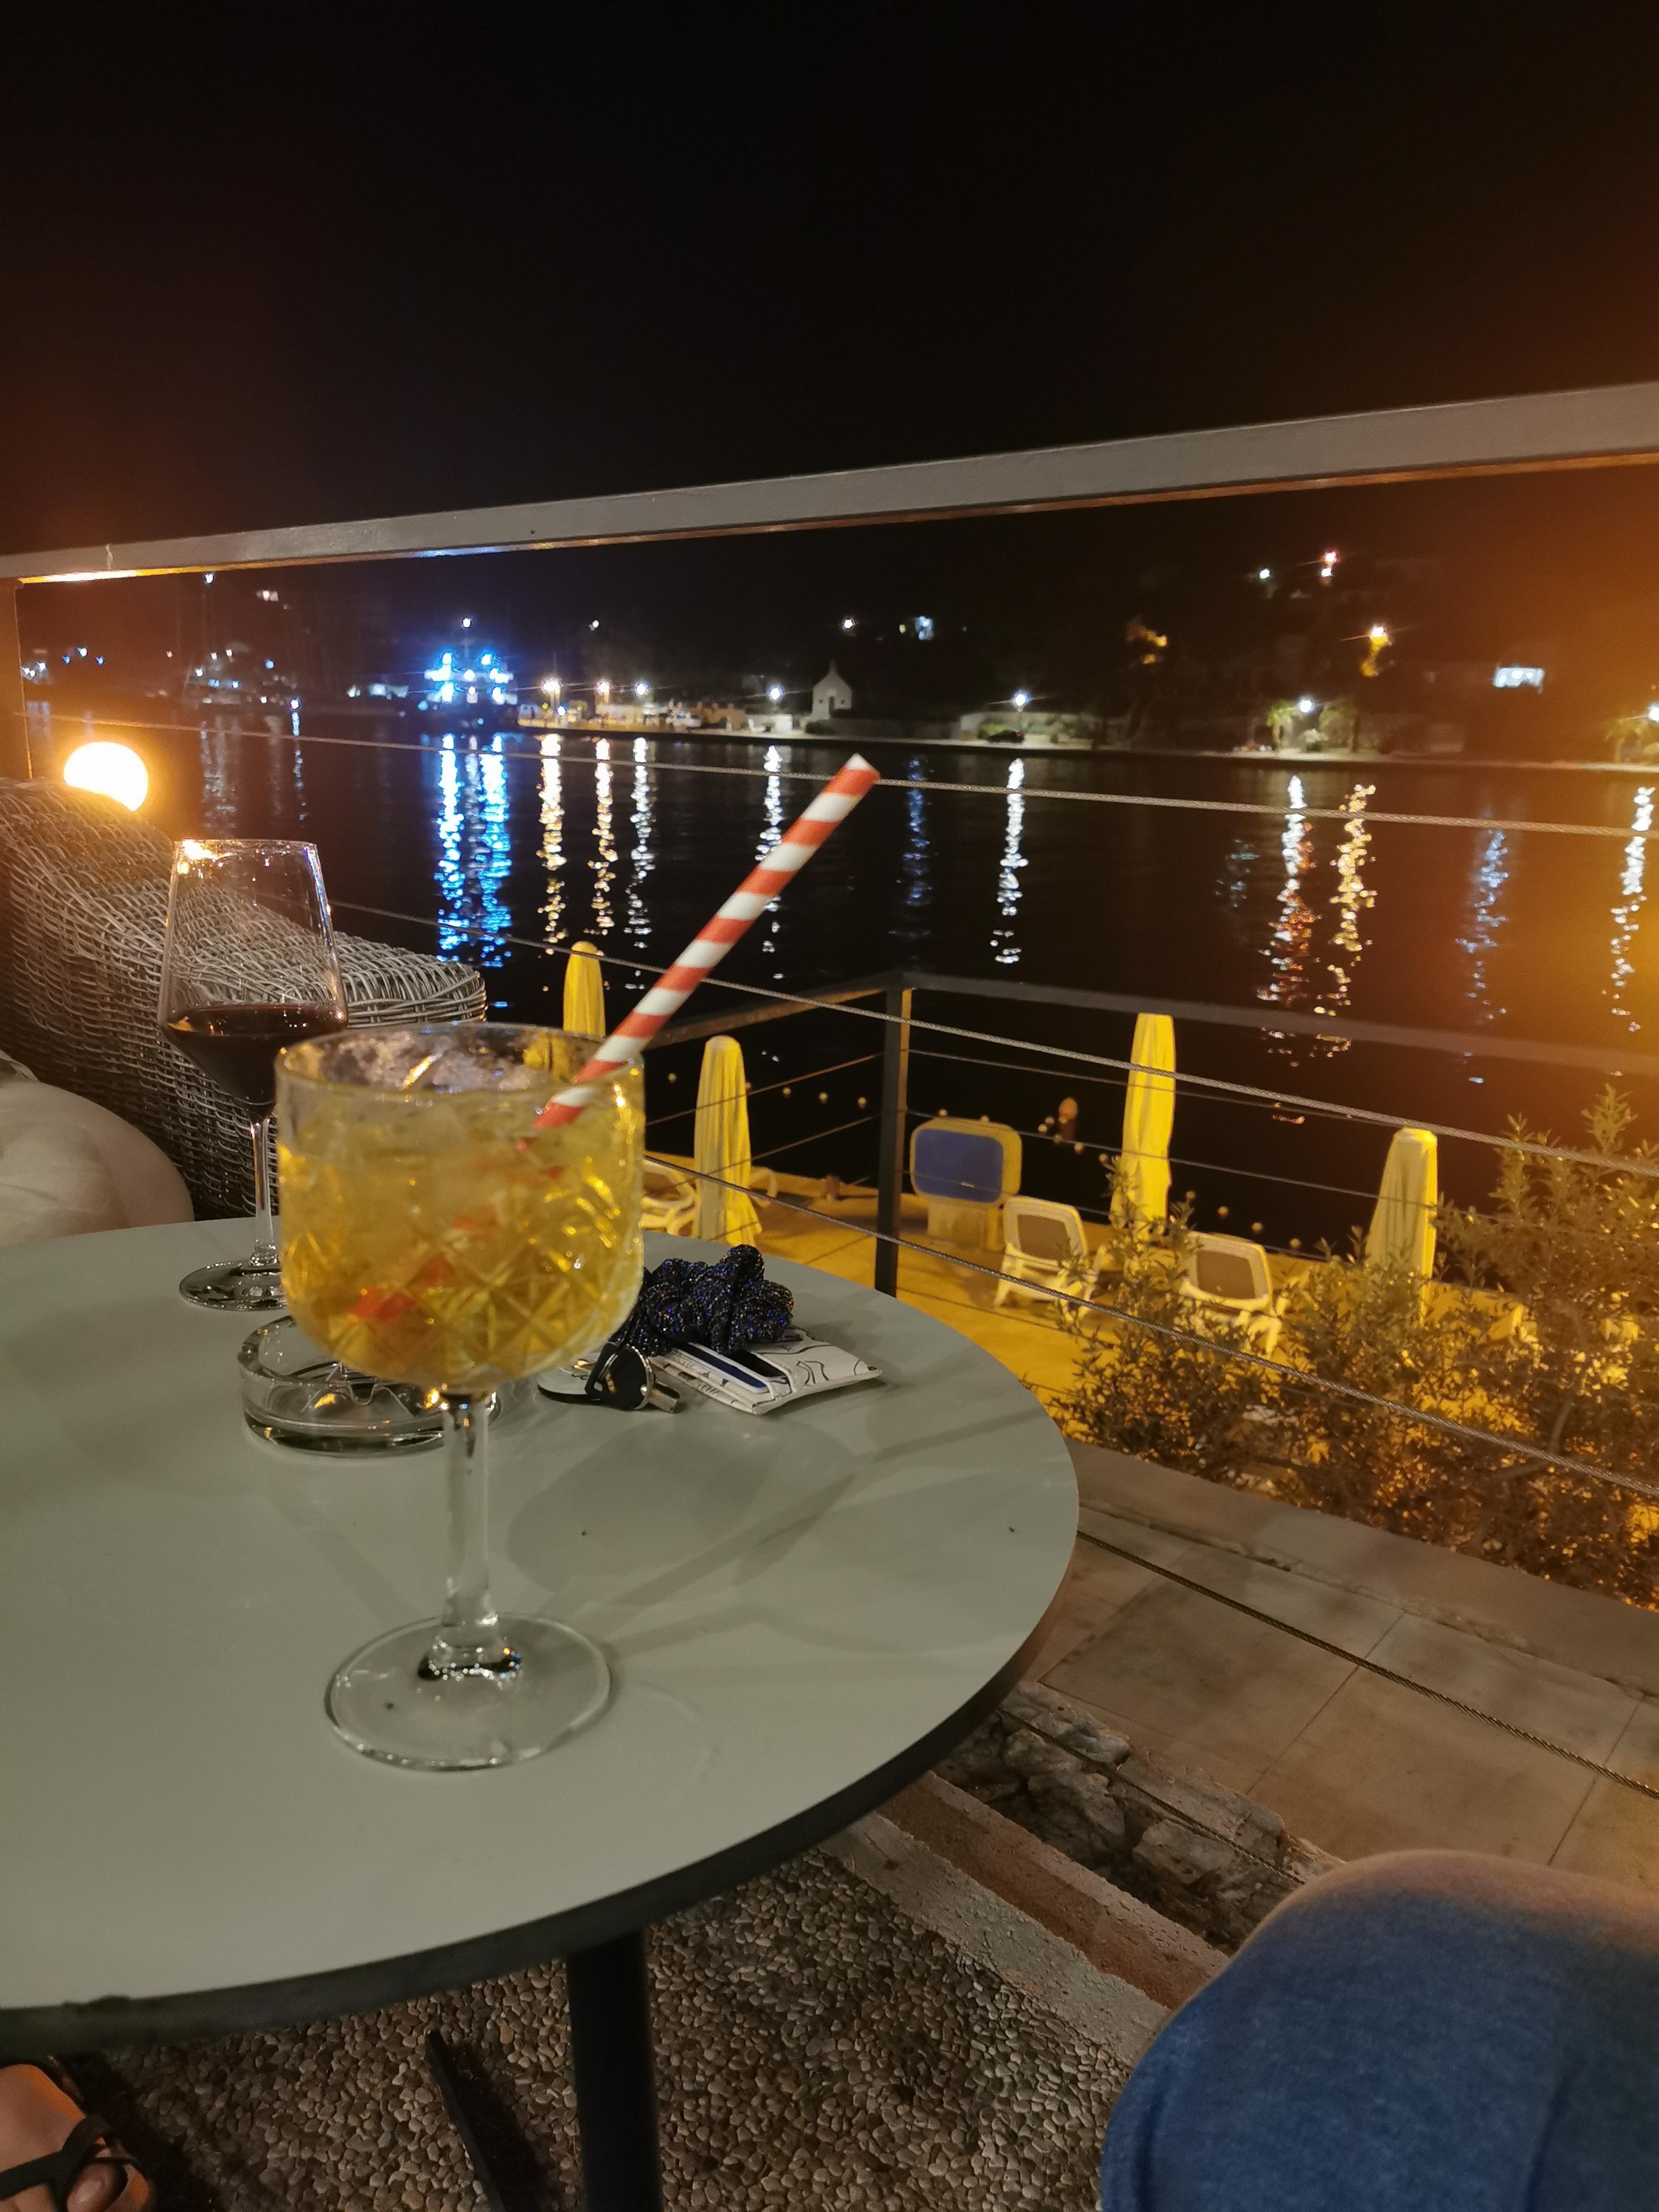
[0,2065,150,2212]
[1100,1849,1659,2212]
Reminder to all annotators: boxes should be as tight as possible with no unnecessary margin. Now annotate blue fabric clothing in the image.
[1099,1849,1659,2211]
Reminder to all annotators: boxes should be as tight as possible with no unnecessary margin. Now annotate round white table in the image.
[0,1221,1077,2206]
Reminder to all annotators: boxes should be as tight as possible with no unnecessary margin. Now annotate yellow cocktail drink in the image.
[276,1023,645,1771]
[278,1024,643,1393]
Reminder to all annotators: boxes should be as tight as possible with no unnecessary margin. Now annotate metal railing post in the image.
[0,587,30,780]
[874,984,911,1296]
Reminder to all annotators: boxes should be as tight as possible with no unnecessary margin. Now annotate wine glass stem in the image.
[248,1112,278,1270]
[426,1392,517,1676]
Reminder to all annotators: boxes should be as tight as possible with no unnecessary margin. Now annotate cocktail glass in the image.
[276,1022,644,1769]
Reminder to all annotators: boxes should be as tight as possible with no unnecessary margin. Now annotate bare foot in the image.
[0,2066,150,2212]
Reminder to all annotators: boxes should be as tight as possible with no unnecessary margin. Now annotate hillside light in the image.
[1297,695,1317,715]
[767,684,783,703]
[597,679,611,702]
[542,677,561,700]
[634,680,649,699]
[1647,703,1659,723]
[1012,689,1030,710]
[64,741,147,812]
[1257,568,1272,583]
[1368,623,1390,649]
[841,616,855,631]
[461,616,474,629]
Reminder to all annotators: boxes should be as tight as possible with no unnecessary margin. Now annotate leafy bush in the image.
[1058,1095,1659,1607]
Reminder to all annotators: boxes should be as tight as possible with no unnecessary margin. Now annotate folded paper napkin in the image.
[618,1245,793,1356]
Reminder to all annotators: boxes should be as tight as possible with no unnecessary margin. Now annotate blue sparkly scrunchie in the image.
[617,1244,794,1356]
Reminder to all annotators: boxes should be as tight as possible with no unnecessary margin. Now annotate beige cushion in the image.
[0,1077,193,1244]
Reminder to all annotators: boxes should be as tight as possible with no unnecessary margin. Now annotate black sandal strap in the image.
[0,2110,130,2210]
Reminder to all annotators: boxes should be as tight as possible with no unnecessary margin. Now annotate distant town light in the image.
[914,615,934,640]
[1296,695,1316,715]
[634,680,649,698]
[76,645,88,657]
[841,617,855,631]
[1492,664,1544,691]
[480,651,493,666]
[1257,568,1272,583]
[1323,549,1339,566]
[1012,689,1030,709]
[597,679,611,700]
[542,677,561,699]
[1367,624,1391,648]
[589,619,600,631]
[767,684,783,703]
[64,741,147,812]
[1647,703,1659,723]
[203,572,214,585]
[461,616,474,629]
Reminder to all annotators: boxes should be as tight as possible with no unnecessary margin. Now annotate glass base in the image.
[326,1617,611,1769]
[179,1258,286,1313]
[240,1316,447,1452]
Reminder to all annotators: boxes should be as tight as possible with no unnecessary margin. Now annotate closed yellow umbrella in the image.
[563,940,606,1039]
[1112,1013,1176,1228]
[1366,1127,1437,1283]
[695,1034,762,1245]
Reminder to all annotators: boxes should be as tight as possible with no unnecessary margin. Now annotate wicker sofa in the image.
[0,779,485,1218]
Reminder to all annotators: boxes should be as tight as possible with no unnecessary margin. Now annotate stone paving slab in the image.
[1247,1670,1598,1864]
[1045,1578,1355,1792]
[1365,1614,1638,1765]
[1069,1441,1659,1697]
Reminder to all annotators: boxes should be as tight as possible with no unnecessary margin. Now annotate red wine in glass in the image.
[165,1002,349,1110]
[158,840,347,1312]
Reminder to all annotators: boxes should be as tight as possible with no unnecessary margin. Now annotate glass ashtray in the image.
[239,1316,446,1453]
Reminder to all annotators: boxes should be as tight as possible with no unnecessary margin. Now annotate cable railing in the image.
[24,702,1659,843]
[645,1155,1659,1505]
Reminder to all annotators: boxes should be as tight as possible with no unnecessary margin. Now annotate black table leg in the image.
[566,1929,664,2212]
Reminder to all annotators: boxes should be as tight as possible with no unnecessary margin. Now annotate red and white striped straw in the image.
[532,753,879,1130]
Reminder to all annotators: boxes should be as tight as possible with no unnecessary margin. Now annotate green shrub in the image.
[1058,1096,1659,1607]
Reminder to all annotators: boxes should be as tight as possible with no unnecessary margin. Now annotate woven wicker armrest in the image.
[0,779,487,1217]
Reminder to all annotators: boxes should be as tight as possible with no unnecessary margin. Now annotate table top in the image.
[0,1221,1076,2051]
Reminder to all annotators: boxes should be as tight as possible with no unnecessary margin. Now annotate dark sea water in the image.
[82,708,1659,1254]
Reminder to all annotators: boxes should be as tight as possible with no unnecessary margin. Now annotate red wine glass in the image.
[158,839,347,1310]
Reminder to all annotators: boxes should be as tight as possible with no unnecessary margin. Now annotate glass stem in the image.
[425,1393,518,1677]
[248,1112,278,1270]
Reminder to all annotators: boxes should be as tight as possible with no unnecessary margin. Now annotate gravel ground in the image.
[73,1849,1127,2211]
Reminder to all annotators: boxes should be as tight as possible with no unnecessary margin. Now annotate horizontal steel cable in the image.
[647,1153,1659,1504]
[1078,1529,1659,1806]
[72,707,1655,840]
[901,1101,1395,1208]
[645,1053,879,1130]
[333,902,1659,1182]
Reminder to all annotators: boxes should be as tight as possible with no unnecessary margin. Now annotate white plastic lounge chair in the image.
[641,1161,698,1236]
[994,1195,1102,1307]
[1177,1232,1281,1353]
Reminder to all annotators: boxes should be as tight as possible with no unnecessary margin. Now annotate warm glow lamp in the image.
[63,741,147,811]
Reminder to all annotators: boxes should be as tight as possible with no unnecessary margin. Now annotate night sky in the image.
[4,9,1658,555]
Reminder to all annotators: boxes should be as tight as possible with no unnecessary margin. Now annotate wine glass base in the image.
[178,1259,286,1313]
[326,1617,611,1769]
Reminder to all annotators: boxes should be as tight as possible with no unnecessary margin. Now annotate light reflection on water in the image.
[757,745,786,977]
[1258,778,1376,1063]
[627,736,655,948]
[991,756,1026,967]
[435,731,511,965]
[1608,786,1655,1033]
[591,738,617,938]
[1458,830,1509,1024]
[538,734,565,947]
